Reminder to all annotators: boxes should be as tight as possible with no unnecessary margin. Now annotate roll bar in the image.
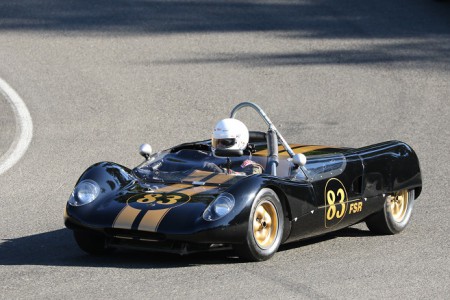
[230,102,295,158]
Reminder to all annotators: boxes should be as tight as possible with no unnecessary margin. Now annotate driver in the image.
[210,118,263,175]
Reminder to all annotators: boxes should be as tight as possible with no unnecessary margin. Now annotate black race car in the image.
[64,102,422,261]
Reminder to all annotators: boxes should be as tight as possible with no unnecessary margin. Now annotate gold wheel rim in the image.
[389,190,409,222]
[252,200,278,249]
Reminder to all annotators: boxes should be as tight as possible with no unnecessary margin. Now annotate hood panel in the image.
[67,164,248,234]
[118,183,223,211]
[111,182,226,233]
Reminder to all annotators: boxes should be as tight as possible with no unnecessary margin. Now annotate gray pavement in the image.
[0,93,15,158]
[0,0,449,299]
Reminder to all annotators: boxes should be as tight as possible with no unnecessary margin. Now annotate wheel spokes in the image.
[389,190,409,222]
[253,218,262,231]
[252,201,278,249]
[263,211,271,224]
[256,206,266,218]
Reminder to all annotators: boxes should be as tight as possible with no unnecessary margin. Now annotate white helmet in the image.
[212,118,249,152]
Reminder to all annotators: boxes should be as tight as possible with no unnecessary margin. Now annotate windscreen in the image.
[133,149,252,183]
[296,153,347,181]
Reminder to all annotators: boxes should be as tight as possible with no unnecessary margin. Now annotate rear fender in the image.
[355,141,422,198]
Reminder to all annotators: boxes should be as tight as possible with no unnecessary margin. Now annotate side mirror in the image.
[139,144,152,160]
[292,153,307,167]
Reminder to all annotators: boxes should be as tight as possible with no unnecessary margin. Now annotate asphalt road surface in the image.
[1,0,449,298]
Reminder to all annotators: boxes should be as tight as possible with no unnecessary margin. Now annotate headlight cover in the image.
[68,179,101,206]
[203,192,235,221]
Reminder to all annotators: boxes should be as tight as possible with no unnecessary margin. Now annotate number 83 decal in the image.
[324,178,348,228]
[126,192,191,210]
[137,193,182,205]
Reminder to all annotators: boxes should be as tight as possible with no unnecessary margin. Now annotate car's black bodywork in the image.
[65,135,422,255]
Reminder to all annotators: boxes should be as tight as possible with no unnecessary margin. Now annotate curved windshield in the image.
[297,153,347,181]
[133,149,253,183]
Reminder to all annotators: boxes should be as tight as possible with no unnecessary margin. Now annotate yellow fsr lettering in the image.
[349,201,363,214]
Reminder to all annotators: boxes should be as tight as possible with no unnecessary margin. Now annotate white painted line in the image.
[0,78,33,176]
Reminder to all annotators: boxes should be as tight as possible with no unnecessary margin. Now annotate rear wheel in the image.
[73,230,113,255]
[366,189,414,234]
[234,188,284,261]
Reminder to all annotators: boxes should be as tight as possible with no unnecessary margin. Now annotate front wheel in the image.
[234,188,284,261]
[366,189,415,234]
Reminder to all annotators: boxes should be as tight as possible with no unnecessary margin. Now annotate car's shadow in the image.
[0,229,240,268]
[0,227,375,268]
[278,227,375,253]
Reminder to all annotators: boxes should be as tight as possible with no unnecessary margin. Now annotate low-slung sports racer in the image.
[64,102,422,261]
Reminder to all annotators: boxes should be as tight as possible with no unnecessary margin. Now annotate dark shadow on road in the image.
[0,0,449,38]
[151,40,450,67]
[0,229,240,268]
[0,0,449,68]
[0,228,249,268]
[278,226,374,253]
[0,227,374,267]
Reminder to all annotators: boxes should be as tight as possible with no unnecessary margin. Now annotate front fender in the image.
[166,175,270,243]
[65,162,136,229]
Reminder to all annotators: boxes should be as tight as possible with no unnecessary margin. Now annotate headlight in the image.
[68,179,100,206]
[203,193,235,221]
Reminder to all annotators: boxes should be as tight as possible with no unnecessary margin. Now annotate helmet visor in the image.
[212,138,236,149]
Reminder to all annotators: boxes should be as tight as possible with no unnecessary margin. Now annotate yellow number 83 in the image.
[326,188,346,220]
[136,193,182,205]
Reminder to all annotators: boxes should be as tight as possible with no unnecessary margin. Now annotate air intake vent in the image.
[104,228,166,241]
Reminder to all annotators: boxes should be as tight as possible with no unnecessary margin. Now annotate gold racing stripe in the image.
[138,185,217,232]
[112,183,193,229]
[182,170,213,182]
[278,144,303,154]
[113,205,141,229]
[255,144,334,157]
[182,169,236,185]
[181,185,217,196]
[277,145,330,158]
[155,183,192,192]
[253,144,309,156]
[205,173,235,184]
[138,208,172,232]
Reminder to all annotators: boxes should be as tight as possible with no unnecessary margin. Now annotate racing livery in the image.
[65,102,422,261]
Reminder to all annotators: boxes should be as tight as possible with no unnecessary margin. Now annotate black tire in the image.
[234,188,284,261]
[366,189,414,235]
[73,230,113,255]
